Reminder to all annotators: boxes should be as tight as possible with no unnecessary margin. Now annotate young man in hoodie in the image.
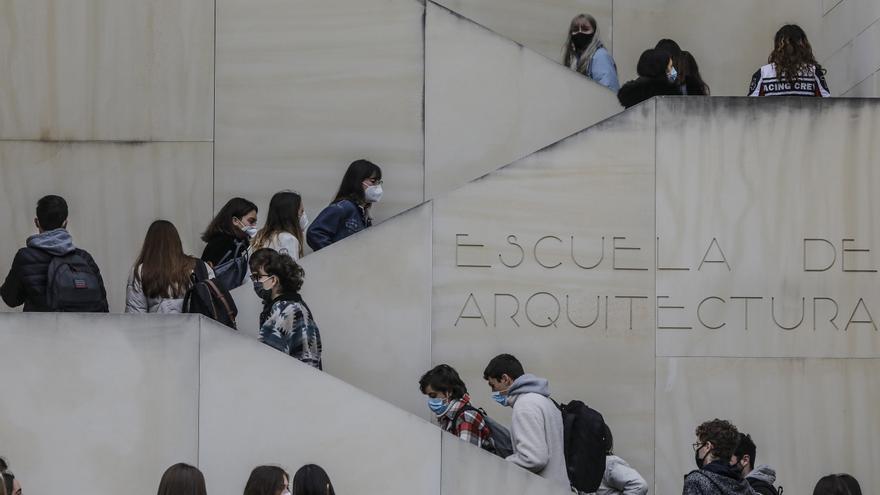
[483,354,569,488]
[731,433,780,495]
[1,195,108,312]
[685,419,756,495]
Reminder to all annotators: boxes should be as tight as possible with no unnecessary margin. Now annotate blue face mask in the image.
[668,66,678,83]
[492,391,508,407]
[427,397,449,416]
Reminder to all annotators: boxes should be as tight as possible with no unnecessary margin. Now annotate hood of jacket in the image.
[506,373,550,398]
[26,228,76,256]
[747,464,776,485]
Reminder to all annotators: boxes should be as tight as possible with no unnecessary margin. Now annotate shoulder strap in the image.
[193,260,210,282]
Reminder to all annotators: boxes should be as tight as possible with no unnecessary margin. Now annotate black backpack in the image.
[452,403,514,458]
[212,239,249,291]
[182,261,238,329]
[45,250,107,312]
[552,399,608,493]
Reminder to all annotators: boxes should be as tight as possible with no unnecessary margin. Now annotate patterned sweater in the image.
[258,296,322,369]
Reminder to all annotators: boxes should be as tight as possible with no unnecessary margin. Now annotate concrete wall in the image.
[0,314,572,495]
[822,0,880,96]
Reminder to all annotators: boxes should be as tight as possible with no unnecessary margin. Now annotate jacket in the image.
[1,229,108,312]
[125,263,215,314]
[745,465,779,495]
[617,77,681,108]
[748,63,830,97]
[596,455,648,495]
[437,394,492,449]
[201,233,247,268]
[506,374,569,487]
[306,199,371,251]
[585,47,620,92]
[252,232,302,261]
[683,461,756,495]
[259,293,322,369]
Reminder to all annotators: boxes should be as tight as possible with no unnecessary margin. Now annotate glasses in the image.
[692,442,705,452]
[249,273,270,282]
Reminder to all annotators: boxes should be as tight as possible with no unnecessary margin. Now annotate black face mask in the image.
[695,446,709,469]
[571,32,594,51]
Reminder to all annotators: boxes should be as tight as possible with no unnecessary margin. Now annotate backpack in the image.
[552,399,608,493]
[212,239,249,291]
[45,250,107,312]
[452,404,514,458]
[182,261,238,329]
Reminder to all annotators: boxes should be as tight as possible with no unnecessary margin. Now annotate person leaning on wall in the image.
[306,159,382,252]
[562,13,619,91]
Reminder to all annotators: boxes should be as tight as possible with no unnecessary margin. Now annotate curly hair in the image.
[249,248,305,294]
[695,418,740,460]
[769,24,820,85]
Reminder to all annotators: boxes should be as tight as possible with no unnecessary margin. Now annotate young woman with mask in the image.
[306,159,382,251]
[678,51,710,96]
[252,191,308,261]
[201,197,259,268]
[291,464,336,495]
[617,48,682,108]
[749,24,830,97]
[250,249,322,369]
[126,220,214,313]
[244,465,290,495]
[562,14,619,91]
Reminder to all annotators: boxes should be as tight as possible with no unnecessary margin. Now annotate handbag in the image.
[212,239,249,291]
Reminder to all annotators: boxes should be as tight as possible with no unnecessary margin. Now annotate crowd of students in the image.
[149,462,335,495]
[561,16,829,107]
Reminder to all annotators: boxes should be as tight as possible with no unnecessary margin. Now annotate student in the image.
[483,354,568,487]
[562,14,619,91]
[244,465,290,495]
[419,364,492,449]
[597,424,648,495]
[749,24,830,97]
[813,474,862,495]
[1,195,108,312]
[307,159,382,251]
[126,220,213,313]
[731,433,780,495]
[250,249,322,369]
[617,49,681,108]
[684,419,754,495]
[156,463,208,495]
[252,191,308,261]
[291,464,336,495]
[679,51,710,95]
[201,197,259,268]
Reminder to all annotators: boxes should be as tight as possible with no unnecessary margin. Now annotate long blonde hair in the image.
[562,14,603,75]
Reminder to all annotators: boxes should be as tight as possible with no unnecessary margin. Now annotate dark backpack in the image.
[182,261,238,329]
[452,404,514,458]
[45,250,107,312]
[212,239,249,291]
[552,399,608,493]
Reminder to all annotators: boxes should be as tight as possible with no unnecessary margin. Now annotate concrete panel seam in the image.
[821,15,880,64]
[842,67,880,96]
[0,139,213,144]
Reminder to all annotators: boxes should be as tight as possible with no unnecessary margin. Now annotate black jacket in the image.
[201,233,246,268]
[617,77,681,108]
[1,229,108,312]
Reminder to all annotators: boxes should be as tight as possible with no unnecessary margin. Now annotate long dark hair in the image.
[291,464,335,495]
[332,159,381,205]
[156,463,207,495]
[253,191,304,258]
[134,220,197,299]
[636,49,671,80]
[201,197,258,242]
[679,51,710,95]
[769,24,820,85]
[244,465,288,495]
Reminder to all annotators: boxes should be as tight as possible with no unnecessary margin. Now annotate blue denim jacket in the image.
[589,47,620,92]
[306,199,371,251]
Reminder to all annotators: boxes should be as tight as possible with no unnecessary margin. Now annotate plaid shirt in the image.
[438,394,492,448]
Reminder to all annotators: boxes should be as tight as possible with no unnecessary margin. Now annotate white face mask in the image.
[243,225,258,238]
[364,184,383,203]
[299,212,309,230]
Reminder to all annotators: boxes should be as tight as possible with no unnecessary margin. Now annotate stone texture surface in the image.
[432,104,657,486]
[824,18,880,96]
[425,1,622,199]
[198,321,443,495]
[0,141,214,312]
[656,357,880,494]
[433,0,613,61]
[0,313,200,495]
[656,98,880,358]
[230,203,434,418]
[0,0,214,141]
[215,0,424,226]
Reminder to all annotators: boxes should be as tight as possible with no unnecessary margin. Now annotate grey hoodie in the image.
[26,228,76,256]
[505,374,570,488]
[596,455,648,495]
[745,465,778,495]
